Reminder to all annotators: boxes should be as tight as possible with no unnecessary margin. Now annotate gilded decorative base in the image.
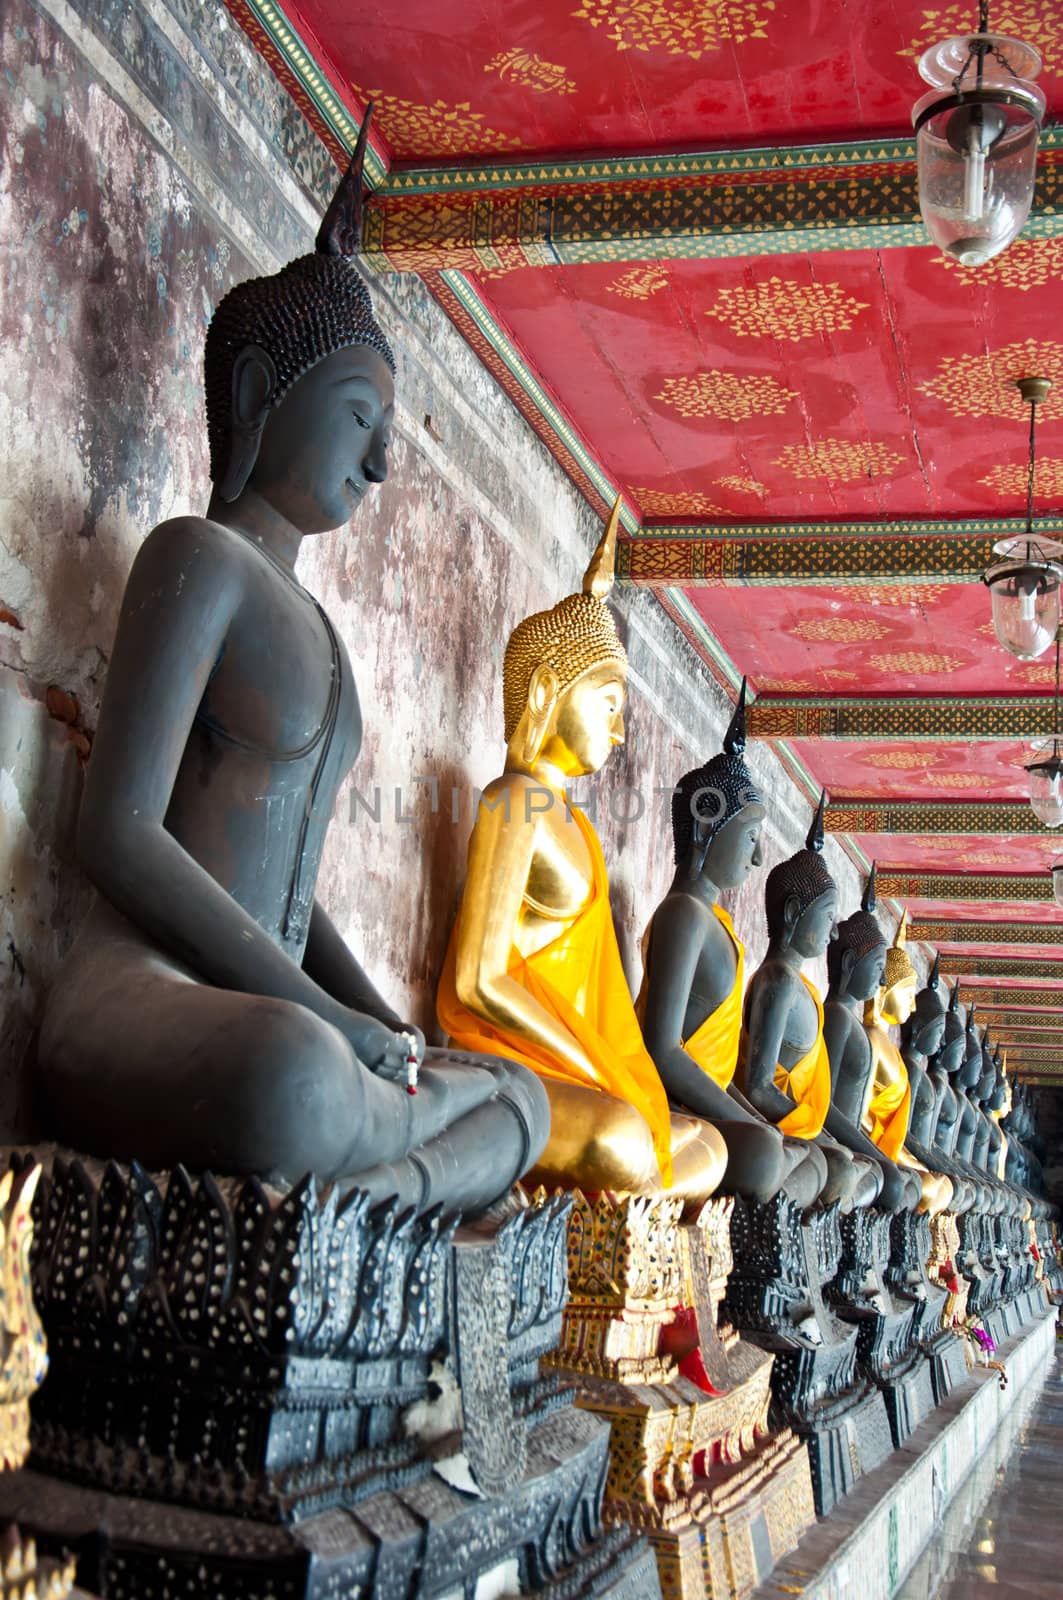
[0,1528,75,1599]
[542,1191,815,1599]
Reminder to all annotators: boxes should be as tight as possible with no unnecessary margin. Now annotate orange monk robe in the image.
[866,1063,912,1162]
[437,801,674,1185]
[682,906,745,1090]
[752,975,832,1141]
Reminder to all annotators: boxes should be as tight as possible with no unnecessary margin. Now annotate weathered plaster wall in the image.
[0,0,880,1140]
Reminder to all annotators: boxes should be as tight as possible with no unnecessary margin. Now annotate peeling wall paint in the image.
[0,0,877,1141]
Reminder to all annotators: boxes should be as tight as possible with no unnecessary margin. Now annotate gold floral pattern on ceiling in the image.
[352,84,522,159]
[705,278,870,342]
[484,48,577,94]
[867,651,967,674]
[918,339,1063,421]
[934,237,1063,294]
[968,851,1020,867]
[773,439,906,483]
[606,264,669,300]
[980,459,1063,497]
[924,772,993,790]
[715,474,768,495]
[755,677,815,692]
[824,669,860,683]
[1015,662,1057,684]
[571,0,775,59]
[634,488,729,517]
[863,751,943,770]
[654,370,797,421]
[790,616,891,643]
[836,584,948,607]
[902,4,1061,63]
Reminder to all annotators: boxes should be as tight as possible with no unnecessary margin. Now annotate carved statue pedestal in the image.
[957,1210,1008,1348]
[0,1151,655,1600]
[543,1192,815,1600]
[826,1208,934,1448]
[924,1213,973,1403]
[723,1194,893,1516]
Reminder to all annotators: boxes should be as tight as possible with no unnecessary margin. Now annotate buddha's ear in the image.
[686,815,712,882]
[780,891,802,949]
[217,345,277,503]
[521,663,561,763]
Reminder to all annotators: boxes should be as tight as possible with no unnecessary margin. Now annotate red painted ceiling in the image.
[258,0,1063,1069]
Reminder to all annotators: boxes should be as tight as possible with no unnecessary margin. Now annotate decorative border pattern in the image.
[749,695,1055,741]
[942,955,1063,979]
[910,921,1063,947]
[826,802,1056,837]
[957,986,1063,1009]
[617,531,1050,587]
[875,873,1053,903]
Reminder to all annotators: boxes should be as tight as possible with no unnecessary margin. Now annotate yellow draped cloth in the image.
[867,1062,912,1162]
[682,906,744,1090]
[769,976,832,1141]
[437,800,674,1185]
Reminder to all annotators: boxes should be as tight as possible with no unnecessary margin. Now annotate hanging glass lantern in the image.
[913,7,1045,268]
[1051,862,1063,908]
[1026,627,1063,828]
[983,377,1062,659]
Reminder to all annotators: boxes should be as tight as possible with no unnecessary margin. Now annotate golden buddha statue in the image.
[437,499,726,1202]
[863,913,952,1215]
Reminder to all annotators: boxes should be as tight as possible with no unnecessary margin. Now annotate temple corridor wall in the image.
[0,0,878,1140]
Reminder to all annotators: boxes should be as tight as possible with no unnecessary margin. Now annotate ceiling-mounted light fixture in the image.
[983,376,1063,660]
[913,0,1045,268]
[1026,624,1063,828]
[1051,860,1063,908]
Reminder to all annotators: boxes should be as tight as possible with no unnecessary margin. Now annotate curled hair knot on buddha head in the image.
[502,495,627,751]
[204,109,396,500]
[765,790,835,942]
[827,862,885,985]
[883,907,917,992]
[671,678,764,877]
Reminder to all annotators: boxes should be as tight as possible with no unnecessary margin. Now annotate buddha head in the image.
[828,863,887,1000]
[503,498,628,776]
[878,909,919,1026]
[765,792,838,958]
[671,679,765,888]
[960,1006,984,1090]
[933,982,967,1076]
[204,114,396,531]
[904,951,948,1060]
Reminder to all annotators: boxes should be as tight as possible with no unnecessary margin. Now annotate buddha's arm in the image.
[739,970,801,1123]
[641,898,755,1123]
[78,521,400,1068]
[454,778,597,1080]
[303,899,404,1029]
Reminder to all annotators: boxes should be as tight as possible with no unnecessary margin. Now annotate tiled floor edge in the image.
[754,1308,1057,1600]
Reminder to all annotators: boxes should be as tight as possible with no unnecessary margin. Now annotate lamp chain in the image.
[979,0,989,34]
[1027,392,1038,542]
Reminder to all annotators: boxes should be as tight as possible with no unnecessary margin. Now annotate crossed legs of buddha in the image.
[38,920,549,1217]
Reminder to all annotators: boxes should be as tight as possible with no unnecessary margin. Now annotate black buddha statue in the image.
[822,867,921,1212]
[900,953,947,1160]
[640,682,827,1206]
[738,794,881,1210]
[37,133,548,1213]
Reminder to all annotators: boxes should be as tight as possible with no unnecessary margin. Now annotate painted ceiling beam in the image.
[992,1030,1063,1046]
[362,146,1063,272]
[942,955,1063,980]
[616,520,1063,590]
[909,921,1063,947]
[826,801,1061,837]
[748,695,1055,743]
[875,872,1053,904]
[954,988,1063,1011]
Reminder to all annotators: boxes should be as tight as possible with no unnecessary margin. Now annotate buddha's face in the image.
[910,996,947,1059]
[248,346,394,534]
[790,888,838,960]
[847,943,888,1002]
[936,1022,966,1075]
[701,805,765,889]
[539,662,626,777]
[881,972,919,1026]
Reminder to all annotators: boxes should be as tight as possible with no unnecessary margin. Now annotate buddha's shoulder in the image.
[134,515,257,580]
[748,955,803,996]
[655,888,715,937]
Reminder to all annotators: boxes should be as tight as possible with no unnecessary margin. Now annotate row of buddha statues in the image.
[7,139,1059,1600]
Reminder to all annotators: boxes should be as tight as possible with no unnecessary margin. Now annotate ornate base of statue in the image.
[0,1151,656,1600]
[723,1194,893,1516]
[957,1211,1008,1347]
[543,1192,816,1600]
[827,1208,934,1448]
[925,1213,972,1402]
